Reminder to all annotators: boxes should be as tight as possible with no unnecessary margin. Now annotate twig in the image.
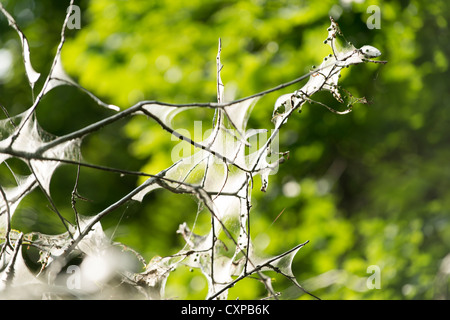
[7,0,76,146]
[71,164,83,234]
[0,104,16,128]
[208,240,311,300]
[0,232,23,291]
[0,185,12,252]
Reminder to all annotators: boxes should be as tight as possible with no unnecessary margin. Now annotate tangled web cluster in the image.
[0,2,385,299]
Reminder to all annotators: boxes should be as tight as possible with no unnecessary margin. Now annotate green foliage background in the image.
[1,0,449,299]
